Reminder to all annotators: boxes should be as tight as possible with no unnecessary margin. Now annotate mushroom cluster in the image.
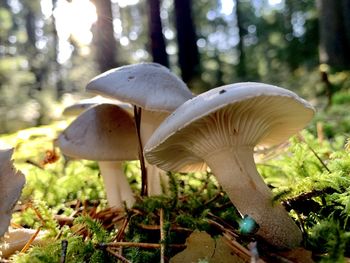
[144,82,315,249]
[56,62,193,208]
[58,63,315,249]
[85,62,193,196]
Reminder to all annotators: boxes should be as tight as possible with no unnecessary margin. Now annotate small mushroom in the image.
[62,95,132,117]
[144,82,315,248]
[56,104,138,208]
[0,148,26,237]
[86,62,193,195]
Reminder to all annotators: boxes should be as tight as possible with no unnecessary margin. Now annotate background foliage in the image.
[3,0,350,262]
[1,0,350,133]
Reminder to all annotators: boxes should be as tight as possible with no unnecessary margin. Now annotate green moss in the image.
[7,120,350,261]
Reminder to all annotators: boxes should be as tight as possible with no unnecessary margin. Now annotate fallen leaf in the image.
[278,247,314,263]
[0,148,26,237]
[170,231,248,263]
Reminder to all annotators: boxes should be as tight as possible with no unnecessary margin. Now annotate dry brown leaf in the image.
[278,247,314,263]
[0,148,26,237]
[170,231,248,263]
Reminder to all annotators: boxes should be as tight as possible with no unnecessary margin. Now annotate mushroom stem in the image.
[205,146,302,249]
[98,161,135,208]
[146,163,169,195]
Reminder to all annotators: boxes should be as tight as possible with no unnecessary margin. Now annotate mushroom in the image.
[62,95,132,117]
[0,148,26,237]
[86,62,193,195]
[144,82,315,248]
[56,104,138,208]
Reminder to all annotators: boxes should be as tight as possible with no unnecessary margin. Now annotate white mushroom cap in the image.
[86,62,193,112]
[57,104,138,161]
[62,95,132,116]
[144,82,315,172]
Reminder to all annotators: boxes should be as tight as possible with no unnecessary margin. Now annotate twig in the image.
[282,187,335,210]
[25,160,44,169]
[101,242,186,249]
[134,105,148,196]
[114,216,130,242]
[308,144,331,173]
[222,232,252,262]
[26,203,46,226]
[59,240,68,263]
[106,248,132,263]
[20,227,41,254]
[137,224,191,232]
[203,191,224,206]
[207,213,240,238]
[160,208,165,263]
[297,134,331,173]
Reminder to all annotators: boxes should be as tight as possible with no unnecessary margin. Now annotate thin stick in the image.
[59,239,68,263]
[282,187,335,209]
[114,216,130,242]
[102,242,185,249]
[134,105,148,196]
[207,214,239,238]
[20,227,41,254]
[222,232,252,262]
[160,208,165,263]
[106,248,132,263]
[137,224,191,232]
[307,143,331,173]
[297,134,331,173]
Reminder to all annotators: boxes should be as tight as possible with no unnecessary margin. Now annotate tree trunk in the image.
[52,0,64,98]
[91,0,118,73]
[235,0,246,79]
[174,0,200,83]
[148,0,169,67]
[318,0,350,69]
[341,0,350,50]
[23,5,44,93]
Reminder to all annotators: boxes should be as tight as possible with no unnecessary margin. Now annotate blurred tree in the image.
[22,0,46,93]
[284,0,318,70]
[51,0,64,98]
[147,0,169,67]
[318,0,350,69]
[91,0,118,72]
[0,0,344,132]
[174,0,200,84]
[235,0,246,79]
